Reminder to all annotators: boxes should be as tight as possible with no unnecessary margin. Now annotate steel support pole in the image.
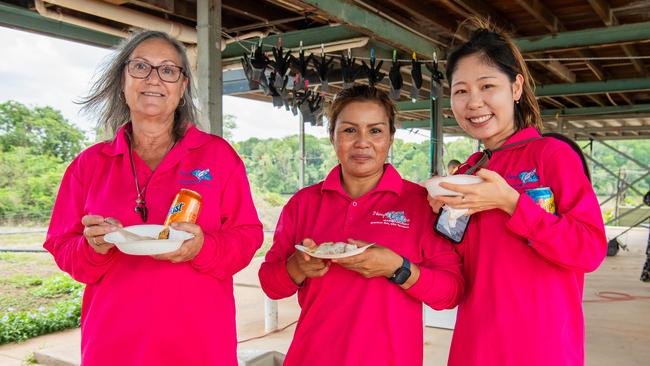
[430,79,444,176]
[197,0,222,135]
[299,113,305,189]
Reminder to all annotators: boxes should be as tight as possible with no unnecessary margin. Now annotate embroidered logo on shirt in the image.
[192,169,212,182]
[370,211,410,229]
[518,169,539,185]
[179,168,212,185]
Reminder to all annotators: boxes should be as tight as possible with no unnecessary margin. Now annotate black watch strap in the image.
[388,256,412,285]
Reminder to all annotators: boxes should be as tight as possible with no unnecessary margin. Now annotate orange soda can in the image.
[164,189,202,225]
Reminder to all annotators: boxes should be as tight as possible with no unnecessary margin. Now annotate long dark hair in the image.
[542,133,591,181]
[446,18,543,132]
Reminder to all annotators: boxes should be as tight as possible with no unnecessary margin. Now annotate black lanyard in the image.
[465,137,541,175]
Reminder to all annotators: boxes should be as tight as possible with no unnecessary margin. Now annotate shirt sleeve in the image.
[258,197,301,299]
[506,145,607,273]
[190,158,264,279]
[43,158,117,285]
[404,214,465,310]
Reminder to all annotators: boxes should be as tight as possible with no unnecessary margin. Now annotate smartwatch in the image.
[388,256,411,285]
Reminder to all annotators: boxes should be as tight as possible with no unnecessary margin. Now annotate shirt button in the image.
[352,201,358,207]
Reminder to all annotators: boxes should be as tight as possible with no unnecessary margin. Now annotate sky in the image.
[0,26,429,143]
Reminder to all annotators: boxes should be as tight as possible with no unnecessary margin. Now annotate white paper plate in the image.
[422,174,484,196]
[104,225,194,255]
[294,242,373,259]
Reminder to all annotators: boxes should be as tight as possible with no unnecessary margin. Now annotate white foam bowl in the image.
[422,174,484,196]
[104,224,194,255]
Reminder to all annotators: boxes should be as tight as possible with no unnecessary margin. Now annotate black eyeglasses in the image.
[125,60,185,83]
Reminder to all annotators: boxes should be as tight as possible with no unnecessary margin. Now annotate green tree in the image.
[222,113,237,141]
[0,147,66,221]
[0,101,86,161]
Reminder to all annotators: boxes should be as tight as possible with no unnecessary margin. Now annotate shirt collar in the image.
[101,122,210,156]
[321,163,403,197]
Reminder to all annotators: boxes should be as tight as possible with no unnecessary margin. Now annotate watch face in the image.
[392,267,412,285]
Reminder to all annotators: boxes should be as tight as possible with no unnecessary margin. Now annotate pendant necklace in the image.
[126,132,176,222]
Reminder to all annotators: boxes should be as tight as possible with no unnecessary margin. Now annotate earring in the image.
[515,99,520,104]
[178,97,186,107]
[119,91,125,101]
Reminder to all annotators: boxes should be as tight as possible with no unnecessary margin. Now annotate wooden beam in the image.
[515,0,609,81]
[437,0,472,18]
[587,95,605,107]
[301,0,438,57]
[540,59,576,83]
[586,0,647,77]
[586,0,614,25]
[513,0,559,32]
[618,93,633,105]
[390,0,467,41]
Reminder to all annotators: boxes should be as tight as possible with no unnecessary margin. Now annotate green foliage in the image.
[0,147,67,222]
[0,274,43,289]
[260,191,287,207]
[0,101,85,223]
[31,274,82,299]
[222,113,237,142]
[0,101,86,161]
[235,134,480,192]
[0,274,83,344]
[588,140,650,199]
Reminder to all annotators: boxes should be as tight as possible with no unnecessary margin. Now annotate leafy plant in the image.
[0,274,83,344]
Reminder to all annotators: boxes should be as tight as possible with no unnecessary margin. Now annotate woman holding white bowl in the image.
[427,19,607,366]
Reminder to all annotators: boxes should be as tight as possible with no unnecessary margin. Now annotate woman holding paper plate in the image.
[44,31,263,365]
[259,85,464,366]
[425,19,607,365]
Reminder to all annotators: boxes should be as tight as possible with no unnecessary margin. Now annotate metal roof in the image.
[1,0,649,140]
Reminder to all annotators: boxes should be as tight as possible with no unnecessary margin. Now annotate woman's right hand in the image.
[421,177,445,214]
[81,215,117,255]
[286,238,330,286]
[427,194,445,214]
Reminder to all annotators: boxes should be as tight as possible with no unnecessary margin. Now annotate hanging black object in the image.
[361,48,385,86]
[268,71,288,108]
[426,62,444,84]
[240,54,259,90]
[298,88,314,124]
[291,41,312,91]
[250,44,269,81]
[312,45,334,92]
[426,52,445,85]
[341,51,361,89]
[388,51,402,100]
[270,38,292,110]
[290,75,305,116]
[300,88,323,126]
[271,37,292,77]
[410,52,423,100]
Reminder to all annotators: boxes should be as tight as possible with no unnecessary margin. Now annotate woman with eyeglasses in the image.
[427,19,607,365]
[44,31,263,365]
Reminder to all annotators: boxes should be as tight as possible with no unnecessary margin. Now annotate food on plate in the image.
[308,242,358,255]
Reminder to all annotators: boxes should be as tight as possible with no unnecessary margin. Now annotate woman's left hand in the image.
[435,168,520,215]
[332,239,403,278]
[153,222,204,263]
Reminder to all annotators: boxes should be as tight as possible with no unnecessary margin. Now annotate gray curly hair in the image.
[79,30,197,141]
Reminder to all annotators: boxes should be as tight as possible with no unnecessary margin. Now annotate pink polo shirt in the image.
[44,124,263,366]
[259,164,464,366]
[448,128,607,366]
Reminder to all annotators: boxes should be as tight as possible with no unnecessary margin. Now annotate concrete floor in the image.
[0,227,648,366]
